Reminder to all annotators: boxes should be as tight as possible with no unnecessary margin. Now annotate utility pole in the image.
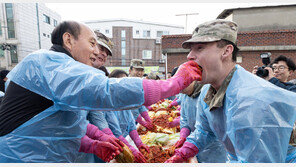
[1,4,11,70]
[36,3,41,49]
[164,53,167,79]
[175,13,199,33]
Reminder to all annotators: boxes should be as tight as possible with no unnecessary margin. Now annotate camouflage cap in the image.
[94,31,114,56]
[182,19,238,49]
[130,59,144,69]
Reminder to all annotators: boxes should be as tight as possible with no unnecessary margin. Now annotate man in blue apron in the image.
[0,21,202,162]
[166,19,296,163]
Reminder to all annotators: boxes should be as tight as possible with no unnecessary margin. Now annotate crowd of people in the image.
[0,19,295,163]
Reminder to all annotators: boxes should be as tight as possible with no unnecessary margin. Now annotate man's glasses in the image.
[272,65,288,71]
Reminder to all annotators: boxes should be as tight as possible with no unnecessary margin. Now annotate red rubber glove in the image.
[138,144,150,154]
[165,142,199,163]
[79,135,120,162]
[140,111,152,123]
[86,123,124,152]
[130,147,147,163]
[118,136,146,163]
[174,128,190,148]
[147,106,153,111]
[177,106,181,111]
[129,130,150,153]
[136,115,153,130]
[101,128,116,138]
[173,137,186,149]
[165,154,186,163]
[169,98,179,108]
[173,61,202,89]
[143,61,202,106]
[169,116,180,128]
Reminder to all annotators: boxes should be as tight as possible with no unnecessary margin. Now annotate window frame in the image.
[43,14,51,24]
[142,50,152,59]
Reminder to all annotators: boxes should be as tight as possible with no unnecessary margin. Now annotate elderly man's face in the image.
[70,24,100,66]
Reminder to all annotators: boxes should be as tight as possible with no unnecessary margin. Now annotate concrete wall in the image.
[38,3,61,50]
[233,6,296,31]
[14,3,39,61]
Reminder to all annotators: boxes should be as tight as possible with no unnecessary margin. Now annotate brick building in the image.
[162,34,191,73]
[84,19,183,76]
[162,4,296,80]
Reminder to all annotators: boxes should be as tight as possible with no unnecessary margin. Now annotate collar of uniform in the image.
[50,44,73,58]
[203,66,237,111]
[189,82,204,98]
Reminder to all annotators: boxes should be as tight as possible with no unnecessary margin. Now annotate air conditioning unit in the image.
[155,38,161,44]
[159,59,165,64]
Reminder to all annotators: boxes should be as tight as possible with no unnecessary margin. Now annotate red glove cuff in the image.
[180,127,191,138]
[142,79,161,106]
[140,111,152,123]
[129,130,143,148]
[86,124,100,139]
[79,135,94,153]
[101,128,115,137]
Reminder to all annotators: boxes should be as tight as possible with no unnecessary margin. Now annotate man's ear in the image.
[62,32,74,52]
[221,44,234,61]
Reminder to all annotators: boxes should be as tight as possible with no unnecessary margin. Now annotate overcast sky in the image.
[45,2,295,33]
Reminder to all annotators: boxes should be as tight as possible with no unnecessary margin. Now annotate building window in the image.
[157,31,169,38]
[53,19,58,27]
[10,45,18,63]
[121,41,126,48]
[5,3,15,38]
[121,30,126,39]
[121,30,126,66]
[105,29,109,34]
[122,59,126,66]
[43,14,50,24]
[121,41,126,65]
[142,50,152,59]
[136,30,139,35]
[121,47,126,55]
[143,30,150,38]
